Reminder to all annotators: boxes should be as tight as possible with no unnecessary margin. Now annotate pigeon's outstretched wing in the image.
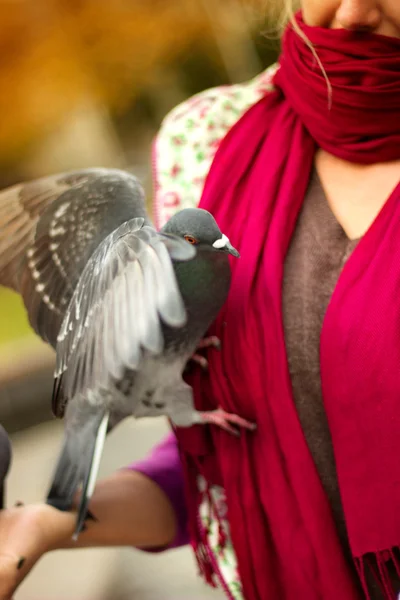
[53,218,195,418]
[0,168,148,346]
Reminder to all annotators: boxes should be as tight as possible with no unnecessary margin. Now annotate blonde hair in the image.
[264,0,300,32]
[263,0,333,106]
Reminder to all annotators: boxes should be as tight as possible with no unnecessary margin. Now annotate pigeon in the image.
[0,167,255,537]
[0,424,12,509]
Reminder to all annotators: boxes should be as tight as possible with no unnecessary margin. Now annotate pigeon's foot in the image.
[191,353,209,370]
[199,408,256,436]
[188,336,221,371]
[196,335,221,351]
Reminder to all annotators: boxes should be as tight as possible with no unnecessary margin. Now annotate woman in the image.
[1,0,400,598]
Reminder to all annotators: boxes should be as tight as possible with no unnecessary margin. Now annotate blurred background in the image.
[0,1,279,598]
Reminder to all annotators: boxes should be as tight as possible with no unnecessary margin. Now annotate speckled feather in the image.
[0,169,238,536]
[0,170,233,425]
[0,168,149,346]
[54,218,196,415]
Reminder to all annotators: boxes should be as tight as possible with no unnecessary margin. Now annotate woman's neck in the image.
[315,149,400,240]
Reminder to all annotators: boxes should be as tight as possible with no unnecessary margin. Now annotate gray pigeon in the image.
[0,168,254,537]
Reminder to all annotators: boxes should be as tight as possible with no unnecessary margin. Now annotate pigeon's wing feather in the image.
[0,174,71,291]
[53,220,195,417]
[0,168,147,346]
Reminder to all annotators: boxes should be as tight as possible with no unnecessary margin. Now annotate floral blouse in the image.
[142,64,277,599]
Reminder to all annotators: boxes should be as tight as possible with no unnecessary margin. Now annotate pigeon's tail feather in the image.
[46,410,109,538]
[73,411,109,538]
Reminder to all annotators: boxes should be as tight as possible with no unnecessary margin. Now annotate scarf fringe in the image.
[182,454,220,589]
[192,539,218,587]
[193,488,217,588]
[354,549,400,600]
[192,481,229,589]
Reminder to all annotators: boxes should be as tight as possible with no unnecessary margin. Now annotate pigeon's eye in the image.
[184,235,197,245]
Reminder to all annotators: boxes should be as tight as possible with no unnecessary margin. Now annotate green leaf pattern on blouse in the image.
[153,64,277,597]
[152,64,277,229]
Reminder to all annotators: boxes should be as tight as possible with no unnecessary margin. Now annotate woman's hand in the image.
[0,504,75,600]
[0,468,178,599]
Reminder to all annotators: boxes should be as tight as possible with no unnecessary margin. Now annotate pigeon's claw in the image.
[186,336,221,371]
[199,408,256,436]
[191,353,209,370]
[196,335,221,350]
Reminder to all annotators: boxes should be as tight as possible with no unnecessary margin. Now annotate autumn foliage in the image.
[0,0,213,162]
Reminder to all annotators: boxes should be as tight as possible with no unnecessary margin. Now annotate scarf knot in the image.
[275,13,400,163]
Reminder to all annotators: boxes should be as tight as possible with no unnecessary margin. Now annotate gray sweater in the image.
[283,169,393,598]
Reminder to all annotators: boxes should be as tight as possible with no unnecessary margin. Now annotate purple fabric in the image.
[127,432,189,550]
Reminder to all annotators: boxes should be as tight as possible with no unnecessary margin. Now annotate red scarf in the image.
[174,13,400,599]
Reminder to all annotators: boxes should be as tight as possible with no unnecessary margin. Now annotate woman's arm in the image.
[0,470,175,600]
[64,432,189,550]
[0,433,188,600]
[60,468,180,549]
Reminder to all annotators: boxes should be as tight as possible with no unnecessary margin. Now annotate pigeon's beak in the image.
[226,241,240,258]
[212,234,240,258]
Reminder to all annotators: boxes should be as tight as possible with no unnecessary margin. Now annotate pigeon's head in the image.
[162,208,240,258]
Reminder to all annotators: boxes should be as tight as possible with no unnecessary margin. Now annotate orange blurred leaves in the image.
[0,0,211,161]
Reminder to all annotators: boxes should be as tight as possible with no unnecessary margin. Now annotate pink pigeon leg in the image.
[196,336,221,350]
[188,336,221,370]
[199,408,257,436]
